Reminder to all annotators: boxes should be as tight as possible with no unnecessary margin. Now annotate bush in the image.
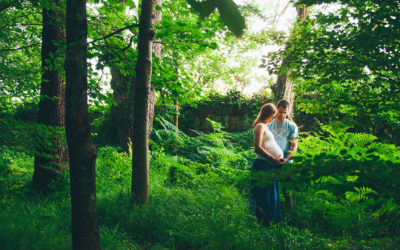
[276,125,400,237]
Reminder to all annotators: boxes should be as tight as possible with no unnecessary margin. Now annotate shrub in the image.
[275,125,400,237]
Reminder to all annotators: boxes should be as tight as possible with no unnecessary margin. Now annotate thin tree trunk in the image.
[126,76,135,153]
[131,0,155,204]
[65,0,101,248]
[33,0,67,191]
[111,0,161,153]
[173,98,179,155]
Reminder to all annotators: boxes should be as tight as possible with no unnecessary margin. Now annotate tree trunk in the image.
[272,4,307,119]
[272,74,295,112]
[33,0,68,191]
[147,0,162,139]
[110,67,134,153]
[131,0,155,204]
[65,0,101,248]
[111,0,161,153]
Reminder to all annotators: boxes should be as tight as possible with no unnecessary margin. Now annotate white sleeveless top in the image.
[255,124,284,162]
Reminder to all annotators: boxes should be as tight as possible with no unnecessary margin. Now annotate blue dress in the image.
[250,158,281,224]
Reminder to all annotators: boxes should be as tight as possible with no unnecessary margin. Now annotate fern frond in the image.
[368,142,398,157]
[345,186,377,202]
[372,198,398,218]
[316,176,340,184]
[344,133,377,148]
[321,122,350,138]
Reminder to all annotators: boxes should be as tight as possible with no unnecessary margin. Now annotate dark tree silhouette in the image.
[65,0,101,248]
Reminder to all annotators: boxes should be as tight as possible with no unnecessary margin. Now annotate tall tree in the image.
[131,0,155,204]
[32,0,68,190]
[110,0,160,155]
[271,3,308,118]
[131,0,246,204]
[65,0,101,247]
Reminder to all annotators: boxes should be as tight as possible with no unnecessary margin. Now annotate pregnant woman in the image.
[250,103,283,225]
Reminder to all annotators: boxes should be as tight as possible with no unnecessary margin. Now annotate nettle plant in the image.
[273,124,400,232]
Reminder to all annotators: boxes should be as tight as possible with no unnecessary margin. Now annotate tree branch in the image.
[89,24,139,44]
[0,43,40,52]
[122,36,134,52]
[0,23,42,28]
[8,11,42,20]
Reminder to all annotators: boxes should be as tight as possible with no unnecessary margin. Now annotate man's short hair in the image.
[277,99,290,109]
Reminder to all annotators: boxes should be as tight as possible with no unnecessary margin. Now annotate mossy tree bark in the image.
[33,0,68,191]
[65,0,101,248]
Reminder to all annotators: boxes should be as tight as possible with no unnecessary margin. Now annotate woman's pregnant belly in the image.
[264,140,284,159]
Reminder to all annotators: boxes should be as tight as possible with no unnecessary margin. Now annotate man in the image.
[267,99,299,208]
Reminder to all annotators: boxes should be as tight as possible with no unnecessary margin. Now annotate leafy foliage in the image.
[267,0,400,144]
[187,0,246,36]
[0,1,42,108]
[151,117,252,190]
[153,0,226,105]
[274,125,400,236]
[0,114,66,160]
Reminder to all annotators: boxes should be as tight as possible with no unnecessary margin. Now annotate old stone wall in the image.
[184,104,254,133]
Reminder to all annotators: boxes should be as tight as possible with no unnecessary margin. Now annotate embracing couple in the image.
[250,100,299,225]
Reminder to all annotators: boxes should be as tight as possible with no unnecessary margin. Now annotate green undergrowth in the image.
[94,146,331,249]
[0,146,332,249]
[1,120,399,249]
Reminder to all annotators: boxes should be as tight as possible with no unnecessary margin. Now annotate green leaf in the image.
[215,0,246,37]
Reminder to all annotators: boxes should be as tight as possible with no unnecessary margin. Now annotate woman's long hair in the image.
[252,103,277,127]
